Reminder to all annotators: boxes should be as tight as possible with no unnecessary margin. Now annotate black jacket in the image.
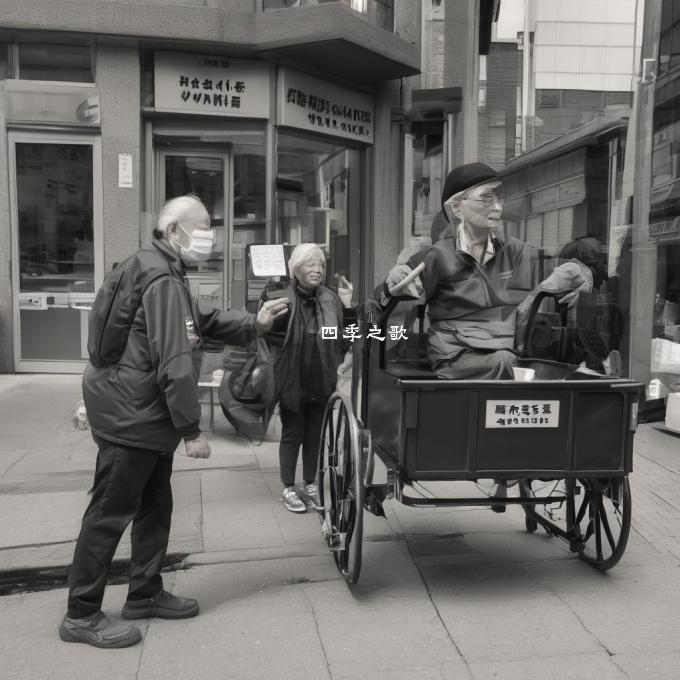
[407,226,537,365]
[264,282,355,412]
[83,239,257,452]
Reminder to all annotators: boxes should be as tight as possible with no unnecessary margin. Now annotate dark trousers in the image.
[279,399,327,487]
[435,349,516,380]
[67,435,173,618]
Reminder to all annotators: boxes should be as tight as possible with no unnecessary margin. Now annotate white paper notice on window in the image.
[118,154,133,188]
[250,245,287,277]
[485,400,560,428]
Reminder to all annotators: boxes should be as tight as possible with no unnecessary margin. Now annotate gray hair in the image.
[154,195,209,238]
[288,243,326,277]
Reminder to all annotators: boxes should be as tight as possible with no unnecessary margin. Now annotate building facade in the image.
[644,0,680,398]
[0,0,421,373]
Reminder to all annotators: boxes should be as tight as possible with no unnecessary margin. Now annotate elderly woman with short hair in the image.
[265,243,355,513]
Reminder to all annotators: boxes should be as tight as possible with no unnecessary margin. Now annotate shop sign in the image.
[154,52,270,118]
[277,68,374,144]
[485,400,560,428]
[649,217,680,242]
[5,80,100,127]
[530,176,585,213]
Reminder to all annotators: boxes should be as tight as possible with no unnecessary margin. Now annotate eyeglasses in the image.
[461,188,504,207]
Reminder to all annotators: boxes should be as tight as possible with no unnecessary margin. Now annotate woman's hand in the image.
[335,274,354,308]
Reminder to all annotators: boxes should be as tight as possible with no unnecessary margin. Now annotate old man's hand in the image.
[382,263,424,303]
[538,260,593,307]
[255,297,290,333]
[185,433,211,459]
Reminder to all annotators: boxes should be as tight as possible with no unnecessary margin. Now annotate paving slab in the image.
[200,468,287,552]
[138,562,331,680]
[416,561,606,664]
[0,490,88,549]
[0,581,148,680]
[534,563,680,656]
[302,540,473,680]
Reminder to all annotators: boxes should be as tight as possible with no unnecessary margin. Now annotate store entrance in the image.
[157,148,230,309]
[155,140,267,312]
[10,133,102,372]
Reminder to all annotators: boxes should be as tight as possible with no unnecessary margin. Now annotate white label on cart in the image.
[485,400,560,428]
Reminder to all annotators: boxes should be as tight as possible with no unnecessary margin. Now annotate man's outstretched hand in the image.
[538,260,593,306]
[255,297,290,333]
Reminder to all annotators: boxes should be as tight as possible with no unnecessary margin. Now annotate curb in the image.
[0,553,190,597]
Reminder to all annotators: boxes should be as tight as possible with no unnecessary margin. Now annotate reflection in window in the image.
[276,132,361,290]
[17,143,94,294]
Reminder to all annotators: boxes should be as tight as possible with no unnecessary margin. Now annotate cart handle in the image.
[387,262,425,297]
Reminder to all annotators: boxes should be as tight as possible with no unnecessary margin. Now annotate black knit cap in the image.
[441,162,499,210]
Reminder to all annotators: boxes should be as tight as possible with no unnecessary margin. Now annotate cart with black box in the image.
[316,282,643,583]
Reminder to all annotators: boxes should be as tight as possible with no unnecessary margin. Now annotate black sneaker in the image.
[59,611,142,648]
[121,590,199,620]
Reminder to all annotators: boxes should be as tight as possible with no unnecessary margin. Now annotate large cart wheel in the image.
[317,392,365,584]
[572,477,631,572]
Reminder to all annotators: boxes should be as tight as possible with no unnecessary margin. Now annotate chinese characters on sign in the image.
[277,68,374,143]
[285,87,372,139]
[321,325,408,342]
[484,400,560,429]
[177,75,246,111]
[154,52,270,118]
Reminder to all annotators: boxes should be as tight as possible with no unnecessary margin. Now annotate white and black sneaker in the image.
[281,486,307,513]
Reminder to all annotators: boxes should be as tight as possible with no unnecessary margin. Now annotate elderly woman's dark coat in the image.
[265,281,355,412]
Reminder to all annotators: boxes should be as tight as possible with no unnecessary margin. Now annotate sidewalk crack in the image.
[547,586,631,679]
[301,587,333,679]
[408,549,472,673]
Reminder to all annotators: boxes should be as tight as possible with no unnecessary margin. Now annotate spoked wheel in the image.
[572,477,631,572]
[317,392,365,583]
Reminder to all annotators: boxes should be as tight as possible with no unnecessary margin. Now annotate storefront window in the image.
[408,123,444,242]
[16,43,93,83]
[276,131,362,293]
[15,141,95,362]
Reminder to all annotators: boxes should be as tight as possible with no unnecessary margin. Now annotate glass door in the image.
[10,133,103,372]
[157,149,230,308]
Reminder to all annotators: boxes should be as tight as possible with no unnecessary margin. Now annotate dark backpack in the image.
[87,249,171,368]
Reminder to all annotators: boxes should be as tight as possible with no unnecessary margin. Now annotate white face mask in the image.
[172,224,215,263]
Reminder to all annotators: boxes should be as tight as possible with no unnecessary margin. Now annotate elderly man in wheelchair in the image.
[379,162,621,509]
[380,162,605,381]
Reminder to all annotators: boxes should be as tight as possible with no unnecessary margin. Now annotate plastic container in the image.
[512,367,535,381]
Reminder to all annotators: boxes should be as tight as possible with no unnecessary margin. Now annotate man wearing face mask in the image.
[59,194,289,649]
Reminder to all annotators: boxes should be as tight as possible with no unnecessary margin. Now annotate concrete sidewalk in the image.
[1,373,680,679]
